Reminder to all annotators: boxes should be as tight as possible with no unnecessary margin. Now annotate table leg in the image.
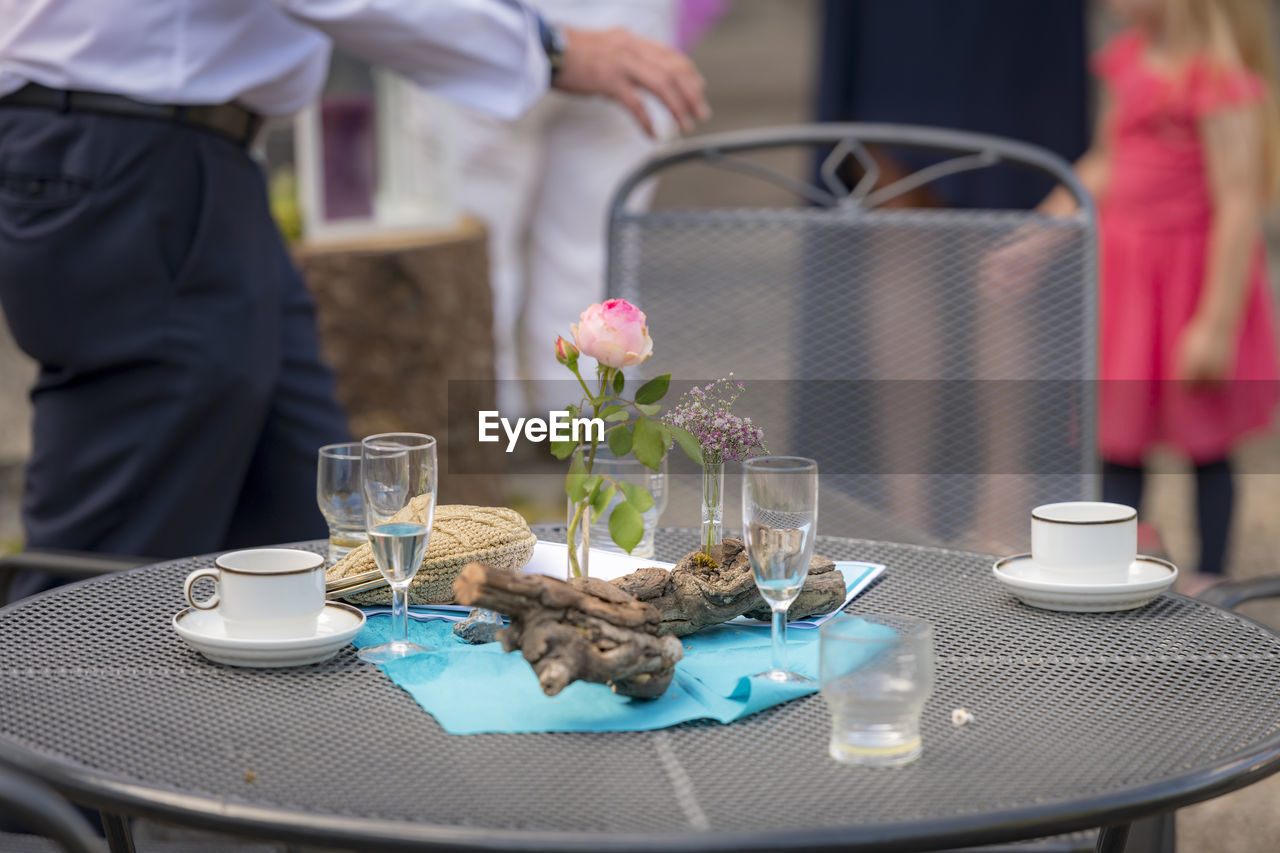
[100,811,136,853]
[1095,823,1130,853]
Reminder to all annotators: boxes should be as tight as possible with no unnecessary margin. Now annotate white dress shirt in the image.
[533,0,674,44]
[0,0,550,118]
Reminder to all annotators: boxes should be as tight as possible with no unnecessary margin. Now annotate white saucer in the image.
[173,602,366,668]
[992,554,1178,612]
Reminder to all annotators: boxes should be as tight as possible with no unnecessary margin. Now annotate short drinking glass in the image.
[742,456,818,683]
[317,442,367,566]
[358,432,437,664]
[819,615,935,766]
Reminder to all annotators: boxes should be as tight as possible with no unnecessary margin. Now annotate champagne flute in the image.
[358,433,437,664]
[742,456,818,683]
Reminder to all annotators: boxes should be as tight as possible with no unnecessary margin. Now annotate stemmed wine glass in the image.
[358,432,437,664]
[742,456,819,683]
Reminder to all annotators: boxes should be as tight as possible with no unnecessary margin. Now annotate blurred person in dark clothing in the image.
[816,0,1089,208]
[0,0,707,602]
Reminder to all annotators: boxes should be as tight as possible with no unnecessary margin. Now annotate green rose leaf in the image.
[607,423,633,457]
[634,373,670,405]
[604,409,629,423]
[635,402,660,416]
[632,416,665,471]
[612,370,626,395]
[608,501,644,554]
[668,423,705,465]
[566,451,589,501]
[618,481,654,512]
[549,439,577,460]
[590,483,616,516]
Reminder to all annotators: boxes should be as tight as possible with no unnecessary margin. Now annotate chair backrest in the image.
[609,124,1098,552]
[0,766,106,853]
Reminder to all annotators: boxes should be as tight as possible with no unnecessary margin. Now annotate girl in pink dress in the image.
[1050,0,1280,592]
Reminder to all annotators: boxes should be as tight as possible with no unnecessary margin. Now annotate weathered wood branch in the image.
[452,539,846,700]
[453,563,683,699]
[609,538,845,636]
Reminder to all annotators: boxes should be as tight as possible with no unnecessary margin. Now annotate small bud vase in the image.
[701,460,724,554]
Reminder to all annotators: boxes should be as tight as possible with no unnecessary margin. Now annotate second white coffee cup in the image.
[1030,502,1137,584]
[184,548,326,639]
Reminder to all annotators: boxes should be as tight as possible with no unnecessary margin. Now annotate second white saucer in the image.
[173,601,366,668]
[993,554,1178,612]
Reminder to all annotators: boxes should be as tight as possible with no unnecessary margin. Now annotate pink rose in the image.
[571,299,653,368]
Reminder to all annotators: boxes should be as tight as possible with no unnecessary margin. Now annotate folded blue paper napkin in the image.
[352,562,888,735]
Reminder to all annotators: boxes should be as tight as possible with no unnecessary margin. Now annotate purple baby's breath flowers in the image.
[663,376,767,463]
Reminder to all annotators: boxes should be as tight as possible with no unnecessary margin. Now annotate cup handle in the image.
[184,568,220,610]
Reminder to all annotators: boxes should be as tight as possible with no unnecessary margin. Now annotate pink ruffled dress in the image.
[1094,30,1280,464]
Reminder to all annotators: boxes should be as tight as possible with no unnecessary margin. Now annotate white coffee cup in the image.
[184,549,326,639]
[1030,502,1137,584]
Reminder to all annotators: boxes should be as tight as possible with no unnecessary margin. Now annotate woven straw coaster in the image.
[326,500,537,605]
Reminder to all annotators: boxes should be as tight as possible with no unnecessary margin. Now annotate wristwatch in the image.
[537,14,567,82]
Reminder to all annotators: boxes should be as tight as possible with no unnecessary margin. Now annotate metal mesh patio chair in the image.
[609,124,1100,555]
[1198,576,1280,609]
[608,124,1186,853]
[0,550,150,604]
[0,765,106,853]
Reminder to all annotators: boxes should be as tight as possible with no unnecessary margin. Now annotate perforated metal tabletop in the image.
[2,530,1279,852]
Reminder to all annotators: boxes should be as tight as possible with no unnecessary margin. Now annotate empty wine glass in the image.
[358,433,437,664]
[742,456,818,683]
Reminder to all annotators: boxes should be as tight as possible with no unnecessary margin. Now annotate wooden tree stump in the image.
[453,563,684,699]
[297,220,502,507]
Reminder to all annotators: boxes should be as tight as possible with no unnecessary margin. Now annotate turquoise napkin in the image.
[352,562,888,734]
[354,614,889,735]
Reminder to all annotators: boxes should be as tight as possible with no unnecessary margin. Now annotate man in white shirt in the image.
[447,0,681,418]
[0,0,707,598]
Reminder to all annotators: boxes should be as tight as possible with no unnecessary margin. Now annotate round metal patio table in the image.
[2,529,1280,853]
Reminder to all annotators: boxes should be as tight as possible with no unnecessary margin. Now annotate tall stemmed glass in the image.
[358,433,437,664]
[742,456,818,683]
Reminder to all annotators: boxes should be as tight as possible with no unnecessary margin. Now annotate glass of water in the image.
[742,456,818,683]
[317,442,367,566]
[819,615,936,766]
[358,432,437,664]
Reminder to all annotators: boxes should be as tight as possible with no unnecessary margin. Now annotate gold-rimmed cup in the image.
[1030,501,1137,584]
[183,548,326,639]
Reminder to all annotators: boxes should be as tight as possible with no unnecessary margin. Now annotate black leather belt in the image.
[0,83,263,147]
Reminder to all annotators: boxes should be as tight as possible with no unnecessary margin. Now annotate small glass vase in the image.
[567,452,669,578]
[701,459,725,554]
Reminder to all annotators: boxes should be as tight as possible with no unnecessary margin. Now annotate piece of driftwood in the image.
[609,538,846,637]
[453,563,684,699]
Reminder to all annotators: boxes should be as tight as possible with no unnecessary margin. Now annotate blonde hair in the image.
[1168,0,1280,197]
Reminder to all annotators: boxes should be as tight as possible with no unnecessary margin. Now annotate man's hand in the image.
[554,27,710,137]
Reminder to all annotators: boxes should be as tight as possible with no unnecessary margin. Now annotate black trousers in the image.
[0,108,350,598]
